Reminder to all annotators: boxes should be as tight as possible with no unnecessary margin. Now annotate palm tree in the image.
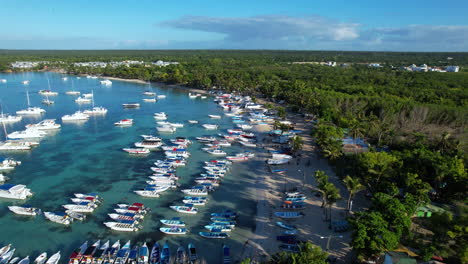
[324,183,341,221]
[343,175,364,213]
[314,170,329,208]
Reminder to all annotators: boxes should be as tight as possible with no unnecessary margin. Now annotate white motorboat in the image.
[44,212,73,225]
[134,141,162,149]
[0,113,22,123]
[39,90,58,96]
[0,244,11,257]
[143,91,156,96]
[143,98,156,102]
[134,185,170,197]
[100,80,112,85]
[181,188,208,196]
[156,121,170,126]
[202,124,218,130]
[170,138,191,145]
[0,79,6,83]
[123,148,150,154]
[170,205,198,214]
[122,103,140,108]
[22,80,30,85]
[62,204,95,213]
[66,90,80,95]
[45,252,60,264]
[83,93,93,98]
[115,119,133,126]
[7,128,46,139]
[239,141,257,147]
[159,227,188,235]
[108,213,139,223]
[62,77,68,81]
[62,111,89,121]
[104,222,140,232]
[75,96,92,103]
[34,253,47,264]
[226,152,255,161]
[156,126,176,133]
[0,158,21,169]
[157,95,166,99]
[65,210,86,221]
[0,249,15,263]
[8,205,40,216]
[208,115,221,119]
[83,106,108,115]
[205,149,227,156]
[160,218,186,227]
[169,123,184,128]
[140,135,161,142]
[237,124,253,130]
[183,197,207,205]
[188,93,197,99]
[188,120,198,124]
[164,150,190,158]
[26,119,61,130]
[0,142,32,151]
[154,114,167,121]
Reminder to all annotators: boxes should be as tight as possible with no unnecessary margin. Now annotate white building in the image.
[445,66,460,72]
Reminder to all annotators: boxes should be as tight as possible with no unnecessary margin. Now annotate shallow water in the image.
[0,72,261,263]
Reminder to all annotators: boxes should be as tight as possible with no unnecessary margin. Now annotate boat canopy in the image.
[119,220,135,225]
[0,184,15,190]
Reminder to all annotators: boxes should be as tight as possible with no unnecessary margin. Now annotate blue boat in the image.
[137,242,149,264]
[199,230,229,239]
[160,242,170,264]
[114,240,131,264]
[211,217,236,222]
[223,245,231,264]
[149,242,160,264]
[127,246,138,263]
[276,221,296,230]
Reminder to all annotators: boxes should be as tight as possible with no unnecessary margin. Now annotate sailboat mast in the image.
[26,91,31,107]
[2,119,7,141]
[92,90,95,108]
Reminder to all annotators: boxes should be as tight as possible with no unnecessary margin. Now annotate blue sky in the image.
[1,0,467,51]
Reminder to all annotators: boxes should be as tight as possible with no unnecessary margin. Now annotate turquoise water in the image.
[0,72,260,263]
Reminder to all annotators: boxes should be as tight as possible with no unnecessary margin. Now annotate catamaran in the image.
[16,91,46,115]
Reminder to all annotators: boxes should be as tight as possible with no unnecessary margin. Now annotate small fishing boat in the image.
[276,221,296,230]
[205,149,227,156]
[65,210,86,221]
[208,114,221,119]
[62,111,89,121]
[175,246,186,264]
[211,210,237,218]
[134,141,162,149]
[160,218,185,227]
[149,243,160,264]
[181,188,208,196]
[188,120,198,124]
[75,97,92,103]
[239,141,257,147]
[182,197,207,205]
[0,245,11,257]
[122,103,140,108]
[205,225,232,232]
[104,222,140,232]
[1,249,16,264]
[222,245,231,264]
[140,135,161,142]
[134,185,170,197]
[170,204,198,214]
[114,241,131,264]
[143,98,157,102]
[202,124,218,130]
[62,204,95,213]
[156,126,176,133]
[209,221,236,228]
[108,213,138,223]
[39,90,58,96]
[115,119,133,126]
[127,246,138,264]
[9,257,20,264]
[199,231,229,239]
[274,212,304,219]
[188,244,198,263]
[123,148,150,154]
[45,252,60,264]
[153,112,167,120]
[8,205,40,216]
[143,91,156,96]
[137,242,149,264]
[33,253,47,264]
[157,95,166,99]
[160,243,170,264]
[159,226,188,235]
[226,152,255,161]
[44,212,73,225]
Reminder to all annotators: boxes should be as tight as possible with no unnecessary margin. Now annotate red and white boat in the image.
[115,119,133,126]
[226,152,255,161]
[123,148,150,154]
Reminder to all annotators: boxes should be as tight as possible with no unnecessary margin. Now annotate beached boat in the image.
[274,212,304,219]
[170,205,198,214]
[0,184,33,199]
[123,148,150,154]
[237,124,253,130]
[8,205,40,216]
[44,212,73,225]
[202,124,218,130]
[176,246,187,264]
[160,218,186,227]
[62,111,89,121]
[34,253,47,264]
[104,222,140,232]
[122,103,140,108]
[188,244,198,263]
[149,243,160,264]
[223,245,231,264]
[137,242,149,264]
[199,231,229,239]
[115,119,133,126]
[159,226,188,235]
[160,243,170,264]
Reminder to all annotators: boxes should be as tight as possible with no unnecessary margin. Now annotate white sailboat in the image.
[66,79,80,95]
[83,90,108,115]
[0,104,22,123]
[16,91,46,115]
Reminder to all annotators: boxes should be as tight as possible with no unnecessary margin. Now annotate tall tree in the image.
[343,175,365,213]
[269,242,328,264]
